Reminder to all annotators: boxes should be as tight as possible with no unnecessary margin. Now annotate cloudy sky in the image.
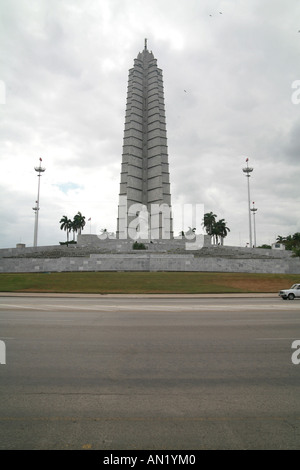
[1,0,300,249]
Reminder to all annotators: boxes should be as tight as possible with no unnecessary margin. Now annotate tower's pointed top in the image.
[144,38,148,50]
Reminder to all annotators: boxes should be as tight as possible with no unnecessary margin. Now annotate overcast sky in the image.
[1,0,300,249]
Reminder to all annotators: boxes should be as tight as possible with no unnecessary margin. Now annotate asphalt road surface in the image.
[0,294,300,450]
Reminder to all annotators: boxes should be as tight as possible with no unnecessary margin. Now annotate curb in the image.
[0,292,278,298]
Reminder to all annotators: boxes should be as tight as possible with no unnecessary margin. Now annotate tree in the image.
[274,232,300,257]
[72,212,86,238]
[60,212,86,243]
[211,222,219,245]
[276,232,300,252]
[203,212,217,241]
[293,232,300,245]
[214,219,230,245]
[276,235,286,244]
[203,212,230,245]
[59,216,72,244]
[292,247,300,258]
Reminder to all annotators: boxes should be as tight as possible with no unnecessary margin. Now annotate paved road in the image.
[0,295,300,450]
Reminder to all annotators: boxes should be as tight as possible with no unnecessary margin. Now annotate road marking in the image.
[29,303,300,312]
[256,337,299,340]
[0,415,299,423]
[0,304,51,311]
[0,302,299,312]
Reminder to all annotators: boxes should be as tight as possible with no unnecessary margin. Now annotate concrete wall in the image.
[1,249,300,273]
[76,234,212,250]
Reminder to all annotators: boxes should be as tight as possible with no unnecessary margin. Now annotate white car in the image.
[279,284,300,300]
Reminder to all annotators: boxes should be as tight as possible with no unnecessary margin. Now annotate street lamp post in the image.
[33,158,46,247]
[250,201,258,248]
[242,158,254,248]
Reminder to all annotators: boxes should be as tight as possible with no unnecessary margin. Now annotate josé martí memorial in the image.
[0,41,299,274]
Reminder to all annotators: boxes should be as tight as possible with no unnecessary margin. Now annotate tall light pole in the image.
[33,158,46,247]
[242,157,254,248]
[250,201,258,248]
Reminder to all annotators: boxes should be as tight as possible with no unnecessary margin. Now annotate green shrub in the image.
[59,240,77,246]
[292,247,300,258]
[132,241,147,250]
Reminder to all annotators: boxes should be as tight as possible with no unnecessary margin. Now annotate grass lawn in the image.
[0,272,299,294]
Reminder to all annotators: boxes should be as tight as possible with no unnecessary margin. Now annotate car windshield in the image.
[290,284,299,289]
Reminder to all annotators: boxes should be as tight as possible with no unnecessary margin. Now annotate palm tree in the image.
[203,212,217,243]
[276,233,300,251]
[59,216,72,244]
[221,221,231,244]
[292,232,300,246]
[214,219,230,245]
[211,222,220,245]
[284,235,294,251]
[73,212,86,238]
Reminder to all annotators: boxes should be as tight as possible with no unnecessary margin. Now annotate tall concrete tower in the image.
[117,40,173,240]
